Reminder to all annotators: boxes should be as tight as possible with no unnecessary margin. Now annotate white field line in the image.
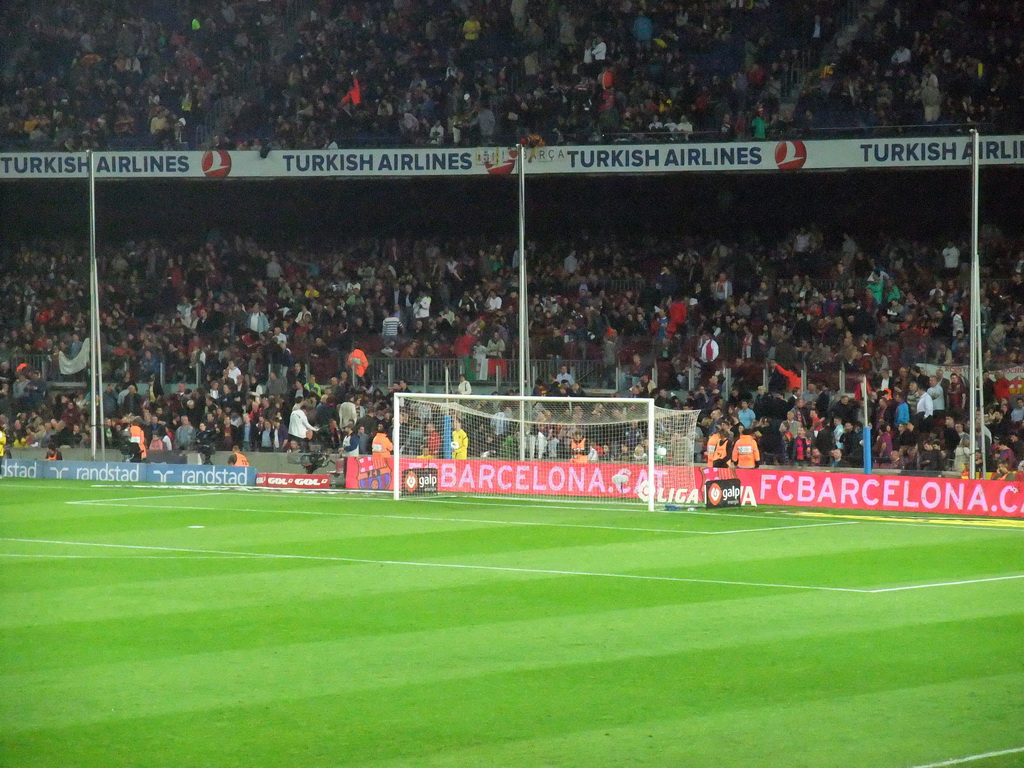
[868,574,1024,593]
[904,746,1024,768]
[74,499,858,537]
[0,537,870,594]
[0,553,264,560]
[67,491,233,506]
[705,521,858,535]
[5,537,1020,594]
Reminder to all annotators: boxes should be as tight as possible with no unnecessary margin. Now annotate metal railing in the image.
[1,351,50,379]
[368,357,613,391]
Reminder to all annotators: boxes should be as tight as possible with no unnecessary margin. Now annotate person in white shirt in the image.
[941,241,960,277]
[225,360,242,385]
[926,375,946,416]
[456,374,472,395]
[288,401,318,450]
[916,389,934,428]
[413,293,431,320]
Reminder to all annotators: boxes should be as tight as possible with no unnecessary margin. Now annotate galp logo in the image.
[201,150,232,178]
[774,141,807,170]
[708,482,722,505]
[482,147,517,175]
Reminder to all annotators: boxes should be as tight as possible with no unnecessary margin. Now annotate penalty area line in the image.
[0,537,870,594]
[904,746,1024,768]
[67,490,234,506]
[80,500,861,536]
[867,574,1024,593]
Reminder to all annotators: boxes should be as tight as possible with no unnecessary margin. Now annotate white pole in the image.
[969,129,982,478]
[517,146,528,462]
[87,149,98,461]
[647,398,656,512]
[393,393,402,501]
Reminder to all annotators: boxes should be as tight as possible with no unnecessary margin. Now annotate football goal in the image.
[393,393,701,510]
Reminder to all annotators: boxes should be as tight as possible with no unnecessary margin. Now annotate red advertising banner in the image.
[345,456,395,491]
[734,469,1024,518]
[256,473,331,490]
[343,456,1024,518]
[346,456,681,497]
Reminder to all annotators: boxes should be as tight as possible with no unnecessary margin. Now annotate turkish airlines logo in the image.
[201,150,232,178]
[774,141,807,170]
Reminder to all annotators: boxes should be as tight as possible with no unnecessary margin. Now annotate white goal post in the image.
[393,393,701,511]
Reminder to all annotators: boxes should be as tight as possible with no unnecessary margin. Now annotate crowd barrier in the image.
[0,459,256,486]
[344,457,1024,518]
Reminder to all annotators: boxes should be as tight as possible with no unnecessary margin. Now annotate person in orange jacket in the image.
[732,426,761,468]
[228,445,250,466]
[705,424,732,468]
[127,417,147,462]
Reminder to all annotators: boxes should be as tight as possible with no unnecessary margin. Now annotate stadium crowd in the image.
[795,0,1024,134]
[2,0,1018,151]
[1,224,1023,474]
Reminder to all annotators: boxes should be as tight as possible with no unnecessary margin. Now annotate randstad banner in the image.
[0,459,255,485]
[2,136,1023,180]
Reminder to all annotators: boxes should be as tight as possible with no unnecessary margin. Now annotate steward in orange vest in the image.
[705,426,732,468]
[731,427,761,468]
[372,427,393,456]
[570,432,588,463]
[128,418,147,462]
[228,446,250,466]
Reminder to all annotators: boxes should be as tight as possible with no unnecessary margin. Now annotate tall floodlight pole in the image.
[517,146,528,461]
[87,149,106,459]
[969,129,984,478]
[87,150,99,460]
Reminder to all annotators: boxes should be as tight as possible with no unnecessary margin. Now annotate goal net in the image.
[393,394,701,510]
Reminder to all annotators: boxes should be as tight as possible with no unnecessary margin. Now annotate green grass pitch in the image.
[1,479,1022,768]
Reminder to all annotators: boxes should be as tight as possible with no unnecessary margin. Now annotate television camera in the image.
[286,431,336,474]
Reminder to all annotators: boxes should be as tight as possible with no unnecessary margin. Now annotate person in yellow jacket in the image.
[451,418,468,459]
[228,446,250,466]
[731,427,761,468]
[705,424,732,468]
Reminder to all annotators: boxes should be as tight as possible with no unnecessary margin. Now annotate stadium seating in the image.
[3,0,1017,150]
